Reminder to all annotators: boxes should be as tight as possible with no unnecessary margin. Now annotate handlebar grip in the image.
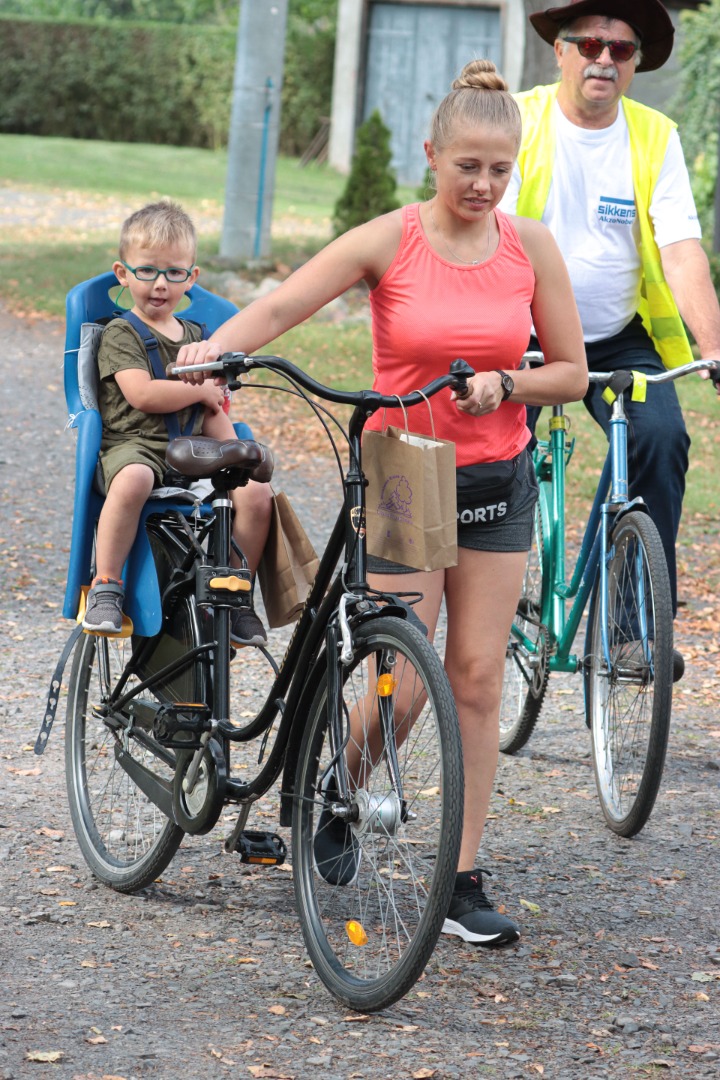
[449,358,474,399]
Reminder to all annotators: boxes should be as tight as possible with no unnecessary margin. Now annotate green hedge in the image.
[0,16,235,148]
[0,14,335,154]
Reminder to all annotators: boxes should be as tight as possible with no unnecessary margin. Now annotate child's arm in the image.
[114,367,226,415]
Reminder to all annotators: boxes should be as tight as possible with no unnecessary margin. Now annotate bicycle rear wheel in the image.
[65,530,207,891]
[586,510,673,837]
[499,497,549,753]
[292,615,463,1012]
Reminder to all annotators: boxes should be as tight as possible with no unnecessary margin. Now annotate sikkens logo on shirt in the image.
[597,196,636,226]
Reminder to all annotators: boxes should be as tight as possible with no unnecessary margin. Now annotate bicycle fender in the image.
[35,624,84,755]
[610,497,649,525]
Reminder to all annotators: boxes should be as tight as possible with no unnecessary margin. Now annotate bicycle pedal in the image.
[232,830,287,866]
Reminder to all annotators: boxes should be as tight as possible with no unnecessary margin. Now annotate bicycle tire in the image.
[292,615,463,1012]
[65,530,206,891]
[586,510,673,837]
[499,496,549,754]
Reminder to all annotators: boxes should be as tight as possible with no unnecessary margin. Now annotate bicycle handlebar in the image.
[523,351,720,388]
[169,352,476,413]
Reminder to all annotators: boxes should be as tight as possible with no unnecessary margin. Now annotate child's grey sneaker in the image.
[83,578,125,634]
[442,868,520,946]
[230,608,268,647]
[313,774,360,886]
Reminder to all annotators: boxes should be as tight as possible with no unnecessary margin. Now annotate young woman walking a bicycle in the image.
[177,59,588,946]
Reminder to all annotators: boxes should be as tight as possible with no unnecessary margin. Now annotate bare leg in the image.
[345,570,445,778]
[93,463,155,583]
[443,547,528,871]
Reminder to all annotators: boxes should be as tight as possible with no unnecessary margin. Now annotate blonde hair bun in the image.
[452,59,509,94]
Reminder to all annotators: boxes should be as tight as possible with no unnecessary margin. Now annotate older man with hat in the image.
[501,1,720,678]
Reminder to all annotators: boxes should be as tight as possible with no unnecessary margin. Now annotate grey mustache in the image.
[584,63,619,82]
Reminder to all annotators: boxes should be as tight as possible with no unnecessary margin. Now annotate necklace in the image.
[429,202,492,265]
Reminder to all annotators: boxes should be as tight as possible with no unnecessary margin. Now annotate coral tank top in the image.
[367,203,535,466]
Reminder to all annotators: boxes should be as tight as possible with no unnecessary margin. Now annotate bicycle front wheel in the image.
[292,615,463,1012]
[499,497,549,753]
[586,510,673,837]
[65,581,206,892]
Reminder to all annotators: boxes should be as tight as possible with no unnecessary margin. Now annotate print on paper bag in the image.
[377,474,413,523]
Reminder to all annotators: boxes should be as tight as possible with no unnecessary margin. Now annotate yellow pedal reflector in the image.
[209,575,252,592]
[346,920,368,947]
[376,673,396,697]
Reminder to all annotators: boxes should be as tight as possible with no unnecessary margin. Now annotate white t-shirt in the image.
[500,99,701,342]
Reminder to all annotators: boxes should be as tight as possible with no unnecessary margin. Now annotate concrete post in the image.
[220,0,289,261]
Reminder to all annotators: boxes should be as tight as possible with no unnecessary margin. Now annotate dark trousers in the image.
[527,317,690,616]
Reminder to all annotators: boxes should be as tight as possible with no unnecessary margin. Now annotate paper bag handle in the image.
[381,392,436,440]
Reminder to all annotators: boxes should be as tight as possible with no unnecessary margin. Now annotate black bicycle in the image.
[53,351,473,1012]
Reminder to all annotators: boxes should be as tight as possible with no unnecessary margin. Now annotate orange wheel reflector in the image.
[376,673,395,697]
[346,920,368,946]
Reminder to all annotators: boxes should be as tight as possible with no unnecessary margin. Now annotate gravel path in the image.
[1,308,719,1080]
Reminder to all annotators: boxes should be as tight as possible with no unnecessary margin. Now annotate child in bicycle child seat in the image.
[83,199,272,642]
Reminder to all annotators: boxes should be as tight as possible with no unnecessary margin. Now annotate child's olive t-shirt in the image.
[98,317,204,452]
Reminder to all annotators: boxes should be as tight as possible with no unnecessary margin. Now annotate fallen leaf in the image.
[27,1051,64,1063]
[519,898,541,914]
[268,1005,286,1015]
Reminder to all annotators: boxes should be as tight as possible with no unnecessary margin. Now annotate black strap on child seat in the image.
[120,310,208,441]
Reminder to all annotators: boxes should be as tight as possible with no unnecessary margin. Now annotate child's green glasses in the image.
[121,260,195,283]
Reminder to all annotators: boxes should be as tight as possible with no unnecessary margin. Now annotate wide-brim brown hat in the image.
[529,0,674,72]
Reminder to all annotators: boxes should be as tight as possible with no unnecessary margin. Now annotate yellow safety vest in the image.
[514,84,692,369]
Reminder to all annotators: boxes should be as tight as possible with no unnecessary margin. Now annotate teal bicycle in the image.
[499,356,718,837]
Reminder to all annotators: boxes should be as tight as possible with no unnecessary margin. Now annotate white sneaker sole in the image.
[82,619,123,633]
[441,916,520,945]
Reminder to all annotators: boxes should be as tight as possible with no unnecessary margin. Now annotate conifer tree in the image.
[332,110,400,237]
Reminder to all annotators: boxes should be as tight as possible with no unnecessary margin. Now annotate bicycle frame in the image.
[521,355,719,674]
[527,391,641,675]
[91,357,474,835]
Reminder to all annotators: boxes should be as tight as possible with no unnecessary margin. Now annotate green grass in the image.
[0,132,417,316]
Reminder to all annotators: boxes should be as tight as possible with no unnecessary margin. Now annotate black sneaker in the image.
[313,776,360,886]
[672,649,685,683]
[442,868,520,946]
[230,608,268,647]
[83,578,125,634]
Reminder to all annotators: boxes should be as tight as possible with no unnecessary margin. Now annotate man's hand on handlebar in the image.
[697,353,720,395]
[175,339,225,384]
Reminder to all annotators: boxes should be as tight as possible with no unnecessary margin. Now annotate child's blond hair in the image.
[119,199,197,261]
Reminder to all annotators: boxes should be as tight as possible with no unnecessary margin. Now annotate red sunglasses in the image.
[564,36,637,62]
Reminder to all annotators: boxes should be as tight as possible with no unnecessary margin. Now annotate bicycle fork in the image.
[598,393,651,669]
[323,599,409,837]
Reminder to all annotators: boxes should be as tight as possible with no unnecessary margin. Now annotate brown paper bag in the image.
[257,491,320,627]
[364,422,457,571]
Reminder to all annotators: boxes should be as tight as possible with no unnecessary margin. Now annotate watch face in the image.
[502,374,514,399]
